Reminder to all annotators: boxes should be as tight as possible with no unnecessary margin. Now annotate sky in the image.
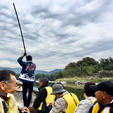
[0,0,113,71]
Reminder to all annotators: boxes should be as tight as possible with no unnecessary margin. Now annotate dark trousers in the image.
[22,82,33,107]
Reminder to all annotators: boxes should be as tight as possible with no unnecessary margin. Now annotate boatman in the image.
[17,52,36,107]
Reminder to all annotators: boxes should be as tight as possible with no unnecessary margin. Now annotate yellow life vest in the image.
[63,93,79,113]
[38,86,55,110]
[6,93,19,113]
[92,103,111,113]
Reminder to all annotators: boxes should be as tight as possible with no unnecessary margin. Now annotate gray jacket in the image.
[49,91,69,113]
[75,97,96,113]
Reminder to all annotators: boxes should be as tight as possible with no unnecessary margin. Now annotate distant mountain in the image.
[35,70,49,75]
[35,69,63,75]
[0,67,63,75]
[49,69,63,74]
[0,67,21,73]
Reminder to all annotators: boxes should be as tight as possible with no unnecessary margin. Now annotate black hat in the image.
[91,81,113,96]
[39,77,48,84]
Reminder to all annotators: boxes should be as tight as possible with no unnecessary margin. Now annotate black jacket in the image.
[33,85,49,113]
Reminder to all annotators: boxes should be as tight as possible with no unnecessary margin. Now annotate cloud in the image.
[0,0,113,71]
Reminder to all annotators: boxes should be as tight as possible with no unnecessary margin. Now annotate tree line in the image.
[35,57,113,81]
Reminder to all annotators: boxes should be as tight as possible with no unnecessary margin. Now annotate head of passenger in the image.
[84,82,96,98]
[0,70,17,94]
[39,77,49,87]
[51,83,66,98]
[91,81,113,105]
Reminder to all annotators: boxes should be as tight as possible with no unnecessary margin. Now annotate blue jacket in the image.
[17,56,36,83]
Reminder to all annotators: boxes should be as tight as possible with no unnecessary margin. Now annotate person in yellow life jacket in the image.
[0,70,19,113]
[0,70,26,113]
[89,81,113,113]
[49,83,79,113]
[22,77,55,113]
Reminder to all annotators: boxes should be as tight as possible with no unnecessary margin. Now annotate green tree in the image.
[100,57,113,71]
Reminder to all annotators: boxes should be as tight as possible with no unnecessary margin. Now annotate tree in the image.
[100,57,113,70]
[64,62,77,70]
[77,57,98,66]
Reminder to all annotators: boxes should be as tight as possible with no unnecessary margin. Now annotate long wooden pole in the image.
[13,3,27,54]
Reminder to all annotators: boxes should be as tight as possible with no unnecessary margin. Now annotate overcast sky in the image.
[0,0,113,71]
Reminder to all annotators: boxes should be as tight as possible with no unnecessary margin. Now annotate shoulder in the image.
[80,97,95,105]
[77,99,93,111]
[55,97,67,105]
[79,99,90,105]
[39,87,47,95]
[31,62,36,65]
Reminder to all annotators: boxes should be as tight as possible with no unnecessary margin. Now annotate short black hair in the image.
[0,70,16,82]
[84,82,96,97]
[39,77,48,85]
[26,55,32,61]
